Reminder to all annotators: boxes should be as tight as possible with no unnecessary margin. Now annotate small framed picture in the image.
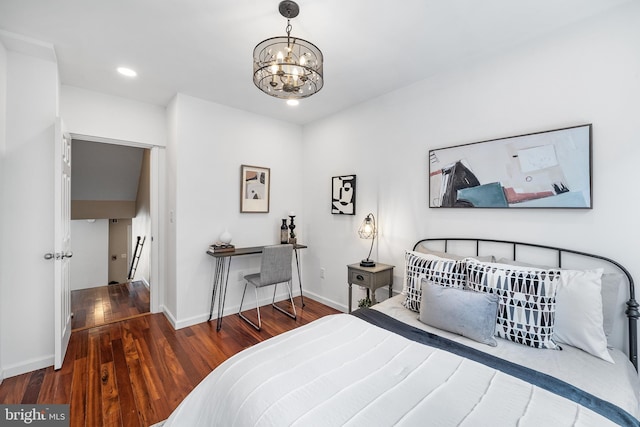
[240,165,270,213]
[332,175,356,215]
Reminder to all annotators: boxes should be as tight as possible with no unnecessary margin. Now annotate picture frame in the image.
[429,124,592,209]
[332,175,356,215]
[240,165,270,213]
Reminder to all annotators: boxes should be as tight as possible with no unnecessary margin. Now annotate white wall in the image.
[0,41,5,151]
[70,219,108,290]
[131,149,151,285]
[0,35,7,383]
[164,97,178,318]
[60,85,167,147]
[165,94,304,328]
[0,49,59,377]
[301,1,640,321]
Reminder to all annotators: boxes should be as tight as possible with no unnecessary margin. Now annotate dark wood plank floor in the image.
[0,297,341,426]
[71,281,150,331]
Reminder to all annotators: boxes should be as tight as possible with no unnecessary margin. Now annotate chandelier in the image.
[253,1,324,100]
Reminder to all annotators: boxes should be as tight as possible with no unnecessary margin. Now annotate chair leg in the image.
[238,283,261,330]
[272,281,297,320]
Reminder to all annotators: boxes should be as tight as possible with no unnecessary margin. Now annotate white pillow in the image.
[554,268,613,363]
[600,273,623,346]
[497,257,623,347]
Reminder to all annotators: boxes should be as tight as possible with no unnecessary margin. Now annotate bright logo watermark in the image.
[0,405,69,426]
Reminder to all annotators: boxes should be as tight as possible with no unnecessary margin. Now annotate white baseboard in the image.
[173,313,210,330]
[161,305,211,330]
[161,290,404,332]
[301,289,347,313]
[161,290,342,331]
[2,355,53,379]
[167,295,276,330]
[161,305,178,329]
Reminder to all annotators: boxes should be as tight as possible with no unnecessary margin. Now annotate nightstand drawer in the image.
[349,269,372,286]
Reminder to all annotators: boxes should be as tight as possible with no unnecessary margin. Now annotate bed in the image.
[164,238,640,426]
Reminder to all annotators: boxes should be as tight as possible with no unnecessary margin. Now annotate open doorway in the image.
[69,140,153,330]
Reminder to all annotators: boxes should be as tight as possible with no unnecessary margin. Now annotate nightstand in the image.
[347,262,395,313]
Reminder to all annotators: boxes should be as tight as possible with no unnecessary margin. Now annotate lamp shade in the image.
[358,213,377,267]
[358,214,377,239]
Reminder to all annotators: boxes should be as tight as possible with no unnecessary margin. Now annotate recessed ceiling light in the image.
[286,99,299,106]
[117,67,137,77]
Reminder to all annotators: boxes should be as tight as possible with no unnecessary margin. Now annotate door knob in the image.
[44,252,73,260]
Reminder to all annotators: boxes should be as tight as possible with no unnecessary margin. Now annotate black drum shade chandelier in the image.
[253,1,324,100]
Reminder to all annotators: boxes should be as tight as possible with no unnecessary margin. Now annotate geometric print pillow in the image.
[403,251,467,312]
[465,258,562,350]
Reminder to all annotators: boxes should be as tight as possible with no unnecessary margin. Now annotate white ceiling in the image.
[0,0,632,125]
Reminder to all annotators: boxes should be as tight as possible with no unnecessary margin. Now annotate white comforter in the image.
[164,313,638,426]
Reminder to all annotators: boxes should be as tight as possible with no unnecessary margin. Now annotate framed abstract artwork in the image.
[332,175,356,215]
[429,124,592,209]
[240,165,270,213]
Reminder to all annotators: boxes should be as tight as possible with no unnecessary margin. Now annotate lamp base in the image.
[360,259,376,267]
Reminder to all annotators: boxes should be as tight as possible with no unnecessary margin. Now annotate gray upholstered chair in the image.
[238,244,297,330]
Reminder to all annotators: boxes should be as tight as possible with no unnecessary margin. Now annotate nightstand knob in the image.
[356,274,364,281]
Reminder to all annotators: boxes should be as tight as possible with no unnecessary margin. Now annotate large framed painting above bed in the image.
[429,124,593,209]
[163,238,639,427]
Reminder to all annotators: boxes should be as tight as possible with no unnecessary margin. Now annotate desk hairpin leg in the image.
[217,257,231,331]
[208,258,221,321]
[209,256,231,331]
[294,248,305,308]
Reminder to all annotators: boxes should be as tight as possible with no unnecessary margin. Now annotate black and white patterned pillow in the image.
[403,251,466,312]
[465,258,561,350]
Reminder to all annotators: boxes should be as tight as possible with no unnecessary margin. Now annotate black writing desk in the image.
[207,244,307,331]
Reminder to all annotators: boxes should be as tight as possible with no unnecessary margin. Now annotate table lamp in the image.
[358,213,377,267]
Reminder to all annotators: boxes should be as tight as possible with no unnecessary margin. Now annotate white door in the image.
[54,118,72,369]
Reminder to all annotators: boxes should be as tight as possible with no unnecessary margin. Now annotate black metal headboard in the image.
[413,238,639,371]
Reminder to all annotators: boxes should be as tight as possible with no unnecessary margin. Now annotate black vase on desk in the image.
[280,219,288,244]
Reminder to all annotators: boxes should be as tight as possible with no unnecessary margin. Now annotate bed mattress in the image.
[374,294,640,418]
[164,308,639,426]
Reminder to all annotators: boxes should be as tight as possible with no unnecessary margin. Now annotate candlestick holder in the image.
[288,215,297,244]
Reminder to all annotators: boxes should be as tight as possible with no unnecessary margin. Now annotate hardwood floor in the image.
[0,297,341,426]
[71,281,150,331]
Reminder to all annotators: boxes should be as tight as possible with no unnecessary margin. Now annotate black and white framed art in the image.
[331,175,356,215]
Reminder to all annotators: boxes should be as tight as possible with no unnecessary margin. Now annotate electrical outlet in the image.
[237,270,244,281]
[320,268,325,279]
